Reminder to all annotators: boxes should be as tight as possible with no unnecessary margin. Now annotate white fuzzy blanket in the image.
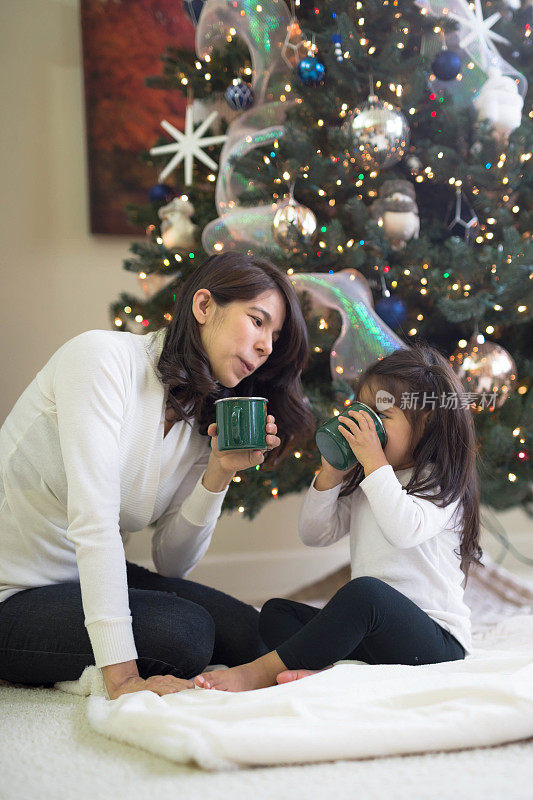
[52,556,533,771]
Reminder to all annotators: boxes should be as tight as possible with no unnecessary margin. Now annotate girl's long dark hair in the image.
[156,252,314,462]
[340,344,482,580]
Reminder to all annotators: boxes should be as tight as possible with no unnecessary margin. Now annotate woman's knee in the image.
[171,601,215,674]
[131,592,215,677]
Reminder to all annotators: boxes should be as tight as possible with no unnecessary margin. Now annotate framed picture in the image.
[81,0,194,234]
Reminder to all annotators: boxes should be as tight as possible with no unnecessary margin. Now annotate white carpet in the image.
[2,556,533,798]
[1,680,533,800]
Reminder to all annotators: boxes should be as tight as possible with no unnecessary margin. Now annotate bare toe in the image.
[197,668,231,689]
[276,669,320,684]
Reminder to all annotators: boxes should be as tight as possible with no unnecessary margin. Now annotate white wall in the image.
[0,0,140,420]
[2,0,532,606]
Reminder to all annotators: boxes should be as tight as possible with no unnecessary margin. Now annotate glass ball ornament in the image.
[297,55,326,86]
[272,200,317,250]
[149,184,175,204]
[225,79,255,111]
[451,335,517,412]
[431,50,462,81]
[375,295,408,330]
[342,95,410,170]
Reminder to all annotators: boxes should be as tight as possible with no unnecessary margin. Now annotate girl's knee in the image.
[339,576,386,601]
[260,597,288,615]
[258,597,298,646]
[259,597,285,629]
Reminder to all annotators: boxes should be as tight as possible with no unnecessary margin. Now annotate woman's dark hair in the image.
[156,252,314,462]
[340,343,482,580]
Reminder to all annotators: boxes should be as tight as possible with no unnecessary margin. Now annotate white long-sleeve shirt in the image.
[299,465,472,654]
[0,328,228,667]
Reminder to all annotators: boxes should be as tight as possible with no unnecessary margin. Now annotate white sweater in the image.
[0,328,228,668]
[299,465,472,654]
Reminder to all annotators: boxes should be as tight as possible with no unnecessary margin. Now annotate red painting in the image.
[81,0,195,234]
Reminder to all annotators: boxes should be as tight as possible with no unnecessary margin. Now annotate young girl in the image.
[0,252,313,700]
[195,344,481,692]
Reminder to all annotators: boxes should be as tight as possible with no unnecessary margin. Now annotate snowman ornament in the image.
[474,68,524,141]
[158,197,197,250]
[370,180,420,249]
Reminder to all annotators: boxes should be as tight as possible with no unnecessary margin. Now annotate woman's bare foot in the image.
[276,666,333,684]
[195,651,286,692]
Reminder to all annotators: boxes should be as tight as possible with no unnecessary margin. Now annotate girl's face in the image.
[358,383,416,471]
[193,288,286,388]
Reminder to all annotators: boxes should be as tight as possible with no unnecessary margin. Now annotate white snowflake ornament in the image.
[150,106,227,186]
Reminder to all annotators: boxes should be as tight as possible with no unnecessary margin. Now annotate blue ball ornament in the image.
[297,55,326,86]
[375,295,407,330]
[431,50,462,81]
[225,79,255,111]
[183,0,205,26]
[148,184,174,204]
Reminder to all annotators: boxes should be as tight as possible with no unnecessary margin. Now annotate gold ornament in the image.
[272,199,317,251]
[451,335,517,412]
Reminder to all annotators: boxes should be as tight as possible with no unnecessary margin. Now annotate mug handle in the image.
[231,407,242,445]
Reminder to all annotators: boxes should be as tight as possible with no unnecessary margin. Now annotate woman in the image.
[0,253,313,700]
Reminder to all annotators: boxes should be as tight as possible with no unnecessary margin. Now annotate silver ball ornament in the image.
[343,95,410,170]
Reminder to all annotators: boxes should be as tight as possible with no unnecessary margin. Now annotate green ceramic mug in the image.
[315,401,387,471]
[215,397,268,451]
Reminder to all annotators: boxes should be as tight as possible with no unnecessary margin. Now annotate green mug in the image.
[315,401,387,471]
[215,397,268,451]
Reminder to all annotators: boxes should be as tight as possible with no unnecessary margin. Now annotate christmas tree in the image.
[110,0,532,519]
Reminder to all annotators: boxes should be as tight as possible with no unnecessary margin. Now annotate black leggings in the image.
[259,577,466,670]
[0,562,267,686]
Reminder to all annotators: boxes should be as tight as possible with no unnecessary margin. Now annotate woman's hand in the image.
[337,409,388,475]
[106,674,194,701]
[203,414,281,491]
[207,414,281,473]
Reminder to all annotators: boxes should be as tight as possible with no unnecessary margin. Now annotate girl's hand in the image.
[337,409,388,475]
[203,415,281,490]
[314,455,352,491]
[319,455,351,476]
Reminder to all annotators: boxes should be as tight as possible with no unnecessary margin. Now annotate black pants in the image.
[259,577,466,670]
[0,562,267,686]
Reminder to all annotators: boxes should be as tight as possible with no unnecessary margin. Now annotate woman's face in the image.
[193,288,286,388]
